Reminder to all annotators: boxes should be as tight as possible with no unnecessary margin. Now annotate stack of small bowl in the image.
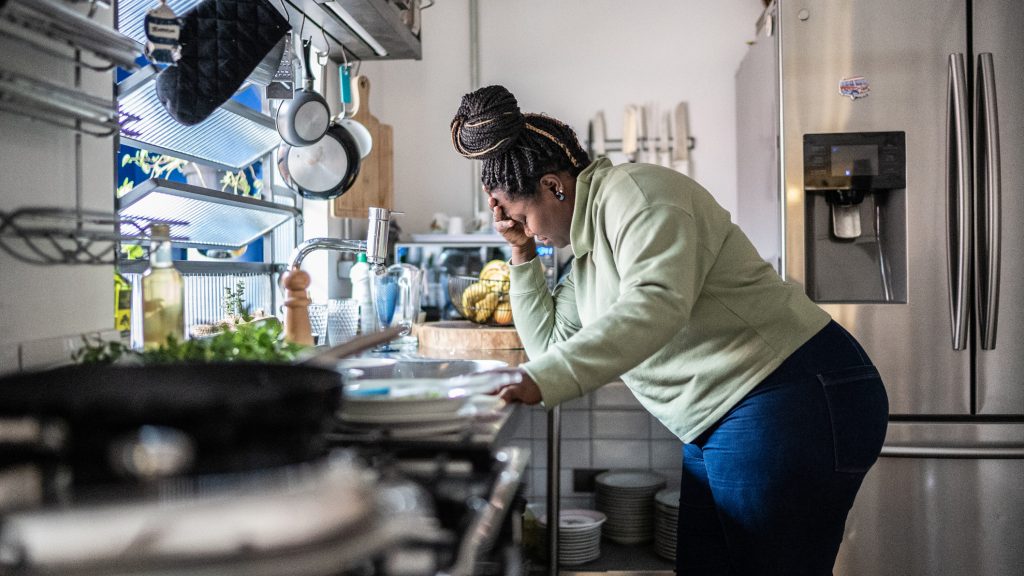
[595,470,666,544]
[654,488,680,561]
[539,509,606,566]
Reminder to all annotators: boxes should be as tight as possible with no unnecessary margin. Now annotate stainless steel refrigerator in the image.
[736,1,1024,574]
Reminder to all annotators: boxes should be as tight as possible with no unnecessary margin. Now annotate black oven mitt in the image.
[156,0,289,126]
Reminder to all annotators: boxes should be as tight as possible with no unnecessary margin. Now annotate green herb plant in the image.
[223,280,252,323]
[74,322,305,365]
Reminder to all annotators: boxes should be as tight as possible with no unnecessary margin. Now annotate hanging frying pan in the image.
[278,117,362,200]
[275,38,330,147]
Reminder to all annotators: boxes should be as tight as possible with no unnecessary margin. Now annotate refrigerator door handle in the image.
[882,445,1024,459]
[975,53,1001,350]
[946,53,971,351]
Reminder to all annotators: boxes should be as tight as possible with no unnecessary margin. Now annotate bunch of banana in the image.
[461,260,514,324]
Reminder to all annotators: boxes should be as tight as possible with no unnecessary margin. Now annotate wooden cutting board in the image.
[413,321,523,351]
[332,75,394,218]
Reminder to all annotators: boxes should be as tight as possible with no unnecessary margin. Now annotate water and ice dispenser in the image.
[803,132,906,303]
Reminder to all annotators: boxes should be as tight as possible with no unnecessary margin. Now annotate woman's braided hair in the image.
[451,85,590,201]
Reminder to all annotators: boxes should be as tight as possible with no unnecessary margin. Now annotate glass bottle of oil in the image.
[114,271,132,341]
[142,223,184,348]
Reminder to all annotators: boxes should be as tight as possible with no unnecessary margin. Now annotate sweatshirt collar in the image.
[569,158,610,258]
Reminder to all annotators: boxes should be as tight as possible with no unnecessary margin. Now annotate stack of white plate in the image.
[539,509,606,566]
[654,488,679,561]
[338,379,473,439]
[595,470,666,544]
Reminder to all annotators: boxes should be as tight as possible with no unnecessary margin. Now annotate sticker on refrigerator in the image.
[839,76,870,100]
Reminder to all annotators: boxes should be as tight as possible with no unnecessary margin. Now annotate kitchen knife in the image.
[592,110,607,157]
[622,105,638,163]
[672,101,690,175]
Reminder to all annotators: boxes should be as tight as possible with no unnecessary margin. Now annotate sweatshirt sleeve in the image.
[509,257,581,362]
[521,204,709,408]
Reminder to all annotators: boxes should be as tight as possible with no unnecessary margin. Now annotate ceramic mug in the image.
[447,216,465,235]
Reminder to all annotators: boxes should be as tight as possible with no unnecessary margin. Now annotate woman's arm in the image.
[509,258,580,360]
[523,203,706,407]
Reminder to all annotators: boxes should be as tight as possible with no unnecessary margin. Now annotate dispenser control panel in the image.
[804,132,905,191]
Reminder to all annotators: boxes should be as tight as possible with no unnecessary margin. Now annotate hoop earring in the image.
[555,188,566,201]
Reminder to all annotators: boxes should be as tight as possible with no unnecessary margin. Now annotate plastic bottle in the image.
[114,271,132,341]
[142,224,184,348]
[350,252,377,334]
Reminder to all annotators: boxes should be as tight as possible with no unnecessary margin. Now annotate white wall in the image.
[358,0,763,235]
[0,6,116,372]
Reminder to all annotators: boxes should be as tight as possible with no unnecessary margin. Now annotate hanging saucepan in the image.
[278,116,363,200]
[275,38,330,147]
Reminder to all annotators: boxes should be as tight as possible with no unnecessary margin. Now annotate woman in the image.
[450,85,888,575]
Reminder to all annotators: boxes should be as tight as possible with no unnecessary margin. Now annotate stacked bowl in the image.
[540,509,606,566]
[654,488,680,561]
[595,470,667,544]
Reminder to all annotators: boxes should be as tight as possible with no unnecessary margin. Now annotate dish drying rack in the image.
[0,209,184,266]
[0,0,148,266]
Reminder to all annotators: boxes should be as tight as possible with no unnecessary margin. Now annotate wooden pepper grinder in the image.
[282,265,315,346]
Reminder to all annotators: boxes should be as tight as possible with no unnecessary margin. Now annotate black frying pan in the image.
[274,39,330,147]
[0,328,402,492]
[278,118,362,200]
[0,362,341,487]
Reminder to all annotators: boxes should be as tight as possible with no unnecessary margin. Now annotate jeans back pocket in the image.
[818,365,889,474]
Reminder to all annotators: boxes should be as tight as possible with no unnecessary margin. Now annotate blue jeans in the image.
[676,320,888,575]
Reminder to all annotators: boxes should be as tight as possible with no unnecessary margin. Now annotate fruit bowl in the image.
[448,275,513,325]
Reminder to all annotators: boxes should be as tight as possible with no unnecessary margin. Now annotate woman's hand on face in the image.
[489,196,536,263]
[489,368,543,406]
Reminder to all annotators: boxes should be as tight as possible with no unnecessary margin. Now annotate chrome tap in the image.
[288,207,398,274]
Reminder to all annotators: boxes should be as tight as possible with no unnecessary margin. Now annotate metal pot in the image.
[274,38,330,147]
[278,118,362,200]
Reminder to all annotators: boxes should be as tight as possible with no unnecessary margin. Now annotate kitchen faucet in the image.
[282,207,399,345]
[289,207,396,274]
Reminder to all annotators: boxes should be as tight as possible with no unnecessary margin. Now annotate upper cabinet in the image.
[295,0,422,61]
[118,0,421,63]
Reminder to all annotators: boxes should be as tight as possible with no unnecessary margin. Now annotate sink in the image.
[336,357,507,380]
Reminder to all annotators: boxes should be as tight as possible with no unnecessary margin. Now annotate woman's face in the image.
[490,174,575,248]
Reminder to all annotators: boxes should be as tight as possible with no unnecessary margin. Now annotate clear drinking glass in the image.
[327,298,359,346]
[371,264,424,350]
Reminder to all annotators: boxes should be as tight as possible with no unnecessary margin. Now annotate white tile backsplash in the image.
[592,410,651,438]
[651,440,683,470]
[516,385,686,512]
[531,438,548,469]
[593,439,651,469]
[560,410,592,439]
[560,439,591,469]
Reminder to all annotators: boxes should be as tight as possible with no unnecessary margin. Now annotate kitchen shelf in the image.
[0,0,142,71]
[117,178,300,250]
[0,66,120,136]
[118,260,285,275]
[117,65,282,171]
[116,0,421,63]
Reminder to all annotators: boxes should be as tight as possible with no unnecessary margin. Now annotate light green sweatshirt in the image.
[511,158,830,443]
